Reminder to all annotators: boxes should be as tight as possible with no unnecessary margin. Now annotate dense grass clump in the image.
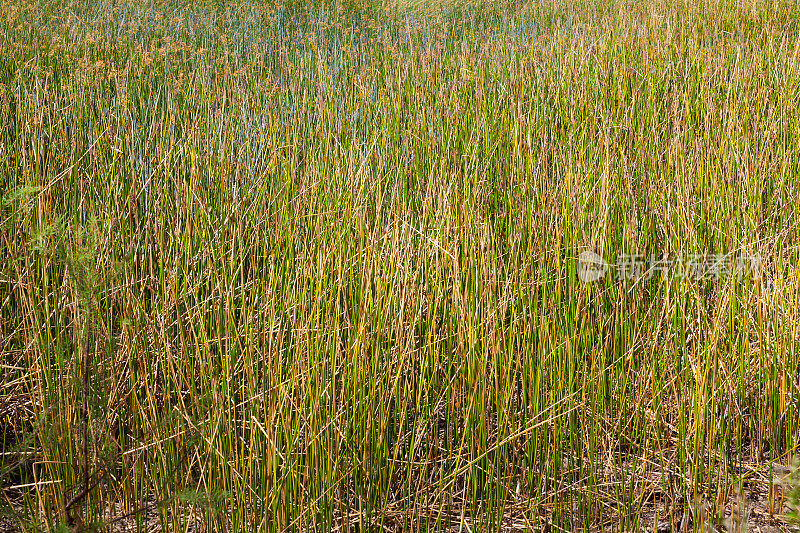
[1,0,799,530]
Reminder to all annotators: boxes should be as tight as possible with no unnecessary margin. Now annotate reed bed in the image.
[1,0,799,530]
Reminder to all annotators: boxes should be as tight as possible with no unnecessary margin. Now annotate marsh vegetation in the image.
[1,0,799,530]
